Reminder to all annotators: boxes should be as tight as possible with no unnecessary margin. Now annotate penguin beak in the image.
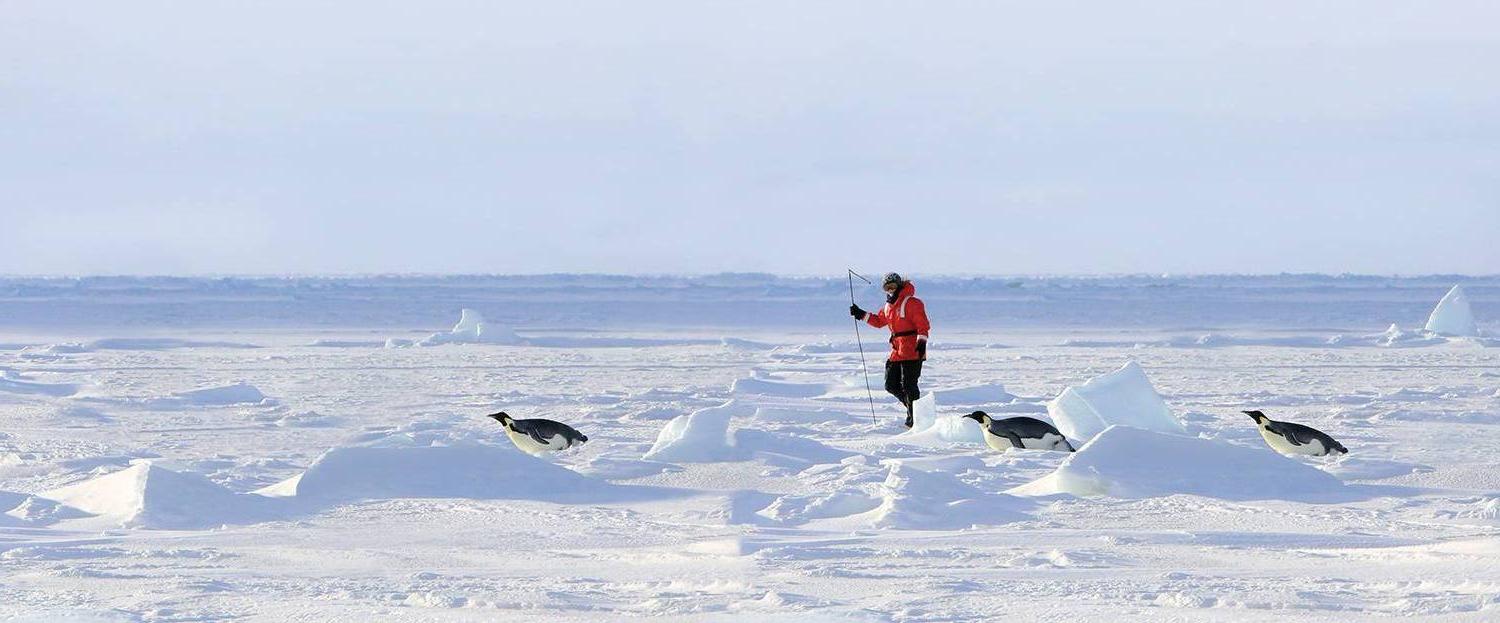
[963,411,984,422]
[1241,410,1261,422]
[487,412,506,422]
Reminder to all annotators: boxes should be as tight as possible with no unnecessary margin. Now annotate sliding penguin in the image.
[487,411,588,455]
[1243,410,1346,457]
[963,411,1076,452]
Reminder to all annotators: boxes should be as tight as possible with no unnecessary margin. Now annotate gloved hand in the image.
[916,338,927,360]
[849,304,866,320]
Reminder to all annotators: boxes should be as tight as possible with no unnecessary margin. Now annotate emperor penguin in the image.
[1243,410,1346,457]
[487,411,588,455]
[963,411,1076,452]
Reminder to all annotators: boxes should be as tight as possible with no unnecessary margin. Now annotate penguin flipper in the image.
[523,426,553,446]
[1270,423,1303,446]
[1004,433,1026,450]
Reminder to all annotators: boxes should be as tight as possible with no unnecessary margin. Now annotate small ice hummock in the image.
[642,401,744,462]
[1010,425,1347,502]
[1424,285,1478,337]
[419,309,522,346]
[1046,361,1183,442]
[42,461,271,529]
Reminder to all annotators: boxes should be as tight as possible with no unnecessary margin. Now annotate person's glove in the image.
[916,338,927,360]
[849,304,866,320]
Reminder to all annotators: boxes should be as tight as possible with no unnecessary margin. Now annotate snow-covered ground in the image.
[1,275,1497,621]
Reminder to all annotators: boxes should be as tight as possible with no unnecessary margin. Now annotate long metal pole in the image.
[848,269,877,424]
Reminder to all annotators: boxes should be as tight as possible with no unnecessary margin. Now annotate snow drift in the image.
[0,370,78,397]
[419,309,522,346]
[170,382,268,406]
[756,458,1031,530]
[259,433,608,504]
[1011,426,1348,502]
[642,402,742,462]
[1047,361,1183,442]
[42,461,273,529]
[1425,285,1479,337]
[862,463,1031,530]
[731,376,828,399]
[933,383,1017,405]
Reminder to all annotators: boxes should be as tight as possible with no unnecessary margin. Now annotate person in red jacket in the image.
[849,272,930,428]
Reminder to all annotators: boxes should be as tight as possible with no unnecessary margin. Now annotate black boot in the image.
[903,401,914,429]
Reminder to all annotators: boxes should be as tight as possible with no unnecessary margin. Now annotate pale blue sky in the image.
[3,1,1497,275]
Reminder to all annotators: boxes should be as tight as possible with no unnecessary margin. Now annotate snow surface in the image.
[1426,285,1480,337]
[0,275,1497,620]
[1047,360,1184,441]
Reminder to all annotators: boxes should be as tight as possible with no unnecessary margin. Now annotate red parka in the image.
[865,281,930,362]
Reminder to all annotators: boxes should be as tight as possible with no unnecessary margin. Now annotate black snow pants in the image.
[884,359,923,416]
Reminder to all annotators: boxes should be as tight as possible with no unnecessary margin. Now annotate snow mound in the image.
[0,370,78,397]
[419,309,522,346]
[720,337,776,350]
[734,430,855,467]
[903,393,986,444]
[1047,361,1183,442]
[858,461,1031,530]
[643,402,741,462]
[731,376,828,398]
[1011,426,1347,502]
[170,382,268,406]
[4,494,86,526]
[933,382,1017,405]
[42,461,272,529]
[754,457,1030,529]
[259,438,602,503]
[1425,285,1479,337]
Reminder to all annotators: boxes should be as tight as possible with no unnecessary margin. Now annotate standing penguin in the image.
[487,412,588,455]
[963,411,1076,452]
[1243,410,1347,456]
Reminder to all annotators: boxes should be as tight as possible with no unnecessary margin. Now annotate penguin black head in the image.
[487,411,513,427]
[1242,410,1267,424]
[963,410,989,423]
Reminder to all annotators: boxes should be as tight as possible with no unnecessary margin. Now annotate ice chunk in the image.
[904,392,986,444]
[1424,285,1479,337]
[1011,425,1347,502]
[419,309,522,346]
[42,461,272,529]
[642,401,744,462]
[1046,361,1183,442]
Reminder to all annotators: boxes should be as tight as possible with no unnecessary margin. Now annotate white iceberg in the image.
[1046,361,1183,442]
[1424,285,1478,337]
[419,309,522,346]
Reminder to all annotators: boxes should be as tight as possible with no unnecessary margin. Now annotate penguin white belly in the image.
[1258,427,1324,456]
[1022,433,1067,451]
[982,430,1066,452]
[981,431,1013,452]
[506,428,566,454]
